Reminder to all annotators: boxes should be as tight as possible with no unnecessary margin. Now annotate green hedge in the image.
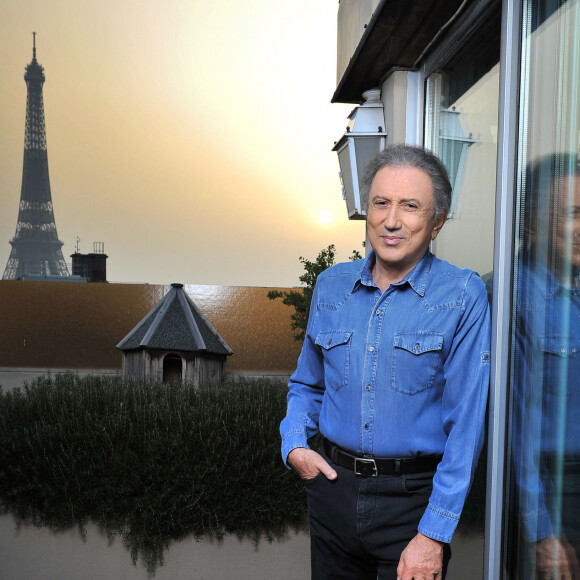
[0,374,307,573]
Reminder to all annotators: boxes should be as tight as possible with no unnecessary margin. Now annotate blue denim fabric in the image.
[280,251,491,543]
[512,262,580,541]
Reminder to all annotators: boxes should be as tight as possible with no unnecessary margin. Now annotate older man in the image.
[280,144,490,579]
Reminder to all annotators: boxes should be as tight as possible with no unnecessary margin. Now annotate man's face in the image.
[366,165,446,283]
[553,175,580,272]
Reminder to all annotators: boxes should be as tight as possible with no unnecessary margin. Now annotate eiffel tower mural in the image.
[3,34,69,280]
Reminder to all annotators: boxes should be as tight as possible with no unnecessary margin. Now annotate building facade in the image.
[332,1,580,577]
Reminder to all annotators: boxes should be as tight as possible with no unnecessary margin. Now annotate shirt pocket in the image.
[315,330,352,391]
[391,331,444,395]
[539,335,580,395]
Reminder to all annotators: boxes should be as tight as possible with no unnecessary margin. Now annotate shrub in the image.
[0,374,307,574]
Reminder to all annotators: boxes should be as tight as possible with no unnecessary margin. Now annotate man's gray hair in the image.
[360,144,452,222]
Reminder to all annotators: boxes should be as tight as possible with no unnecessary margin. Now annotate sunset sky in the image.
[0,1,365,287]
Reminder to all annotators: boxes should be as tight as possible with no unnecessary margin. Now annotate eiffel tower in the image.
[3,33,69,280]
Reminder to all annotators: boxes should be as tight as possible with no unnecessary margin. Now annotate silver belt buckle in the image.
[354,457,378,477]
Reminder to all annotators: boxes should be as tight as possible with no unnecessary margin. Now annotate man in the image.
[280,144,491,579]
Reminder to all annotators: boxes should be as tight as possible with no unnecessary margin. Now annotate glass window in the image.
[423,12,500,578]
[504,0,580,577]
[425,17,500,279]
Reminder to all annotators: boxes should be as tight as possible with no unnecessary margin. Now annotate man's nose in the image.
[383,204,402,229]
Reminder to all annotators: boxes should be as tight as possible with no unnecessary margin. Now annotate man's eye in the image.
[404,203,418,211]
[560,208,580,219]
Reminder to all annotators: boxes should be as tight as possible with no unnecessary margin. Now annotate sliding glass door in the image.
[503,1,580,577]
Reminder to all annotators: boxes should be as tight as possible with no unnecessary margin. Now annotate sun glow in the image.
[319,210,333,225]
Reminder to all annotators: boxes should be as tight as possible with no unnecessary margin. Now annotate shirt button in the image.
[366,385,371,391]
[414,343,420,351]
[376,310,381,315]
[364,423,369,429]
[369,346,375,352]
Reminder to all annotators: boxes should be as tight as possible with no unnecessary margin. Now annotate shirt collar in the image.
[544,266,563,299]
[356,250,433,296]
[534,262,580,299]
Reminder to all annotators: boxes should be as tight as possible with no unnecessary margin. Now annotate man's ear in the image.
[431,212,447,240]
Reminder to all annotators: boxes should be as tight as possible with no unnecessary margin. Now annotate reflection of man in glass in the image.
[513,153,580,578]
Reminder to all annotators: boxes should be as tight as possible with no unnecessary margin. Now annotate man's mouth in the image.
[381,236,403,245]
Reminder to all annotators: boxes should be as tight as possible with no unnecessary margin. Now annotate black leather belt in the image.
[323,439,442,477]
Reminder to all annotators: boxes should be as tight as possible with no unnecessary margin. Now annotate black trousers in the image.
[304,448,451,580]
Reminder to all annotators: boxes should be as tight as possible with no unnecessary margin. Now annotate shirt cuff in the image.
[521,507,554,542]
[281,430,310,468]
[417,503,461,544]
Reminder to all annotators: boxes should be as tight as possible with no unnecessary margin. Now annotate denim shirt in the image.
[280,250,491,543]
[512,261,580,541]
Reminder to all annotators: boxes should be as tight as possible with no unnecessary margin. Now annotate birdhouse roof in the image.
[116,283,233,356]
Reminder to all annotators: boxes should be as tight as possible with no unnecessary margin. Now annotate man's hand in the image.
[287,447,337,481]
[534,534,574,580]
[397,532,444,579]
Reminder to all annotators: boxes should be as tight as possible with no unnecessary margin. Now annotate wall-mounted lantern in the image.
[332,88,386,219]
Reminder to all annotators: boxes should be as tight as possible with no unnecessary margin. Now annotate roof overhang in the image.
[332,0,467,104]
